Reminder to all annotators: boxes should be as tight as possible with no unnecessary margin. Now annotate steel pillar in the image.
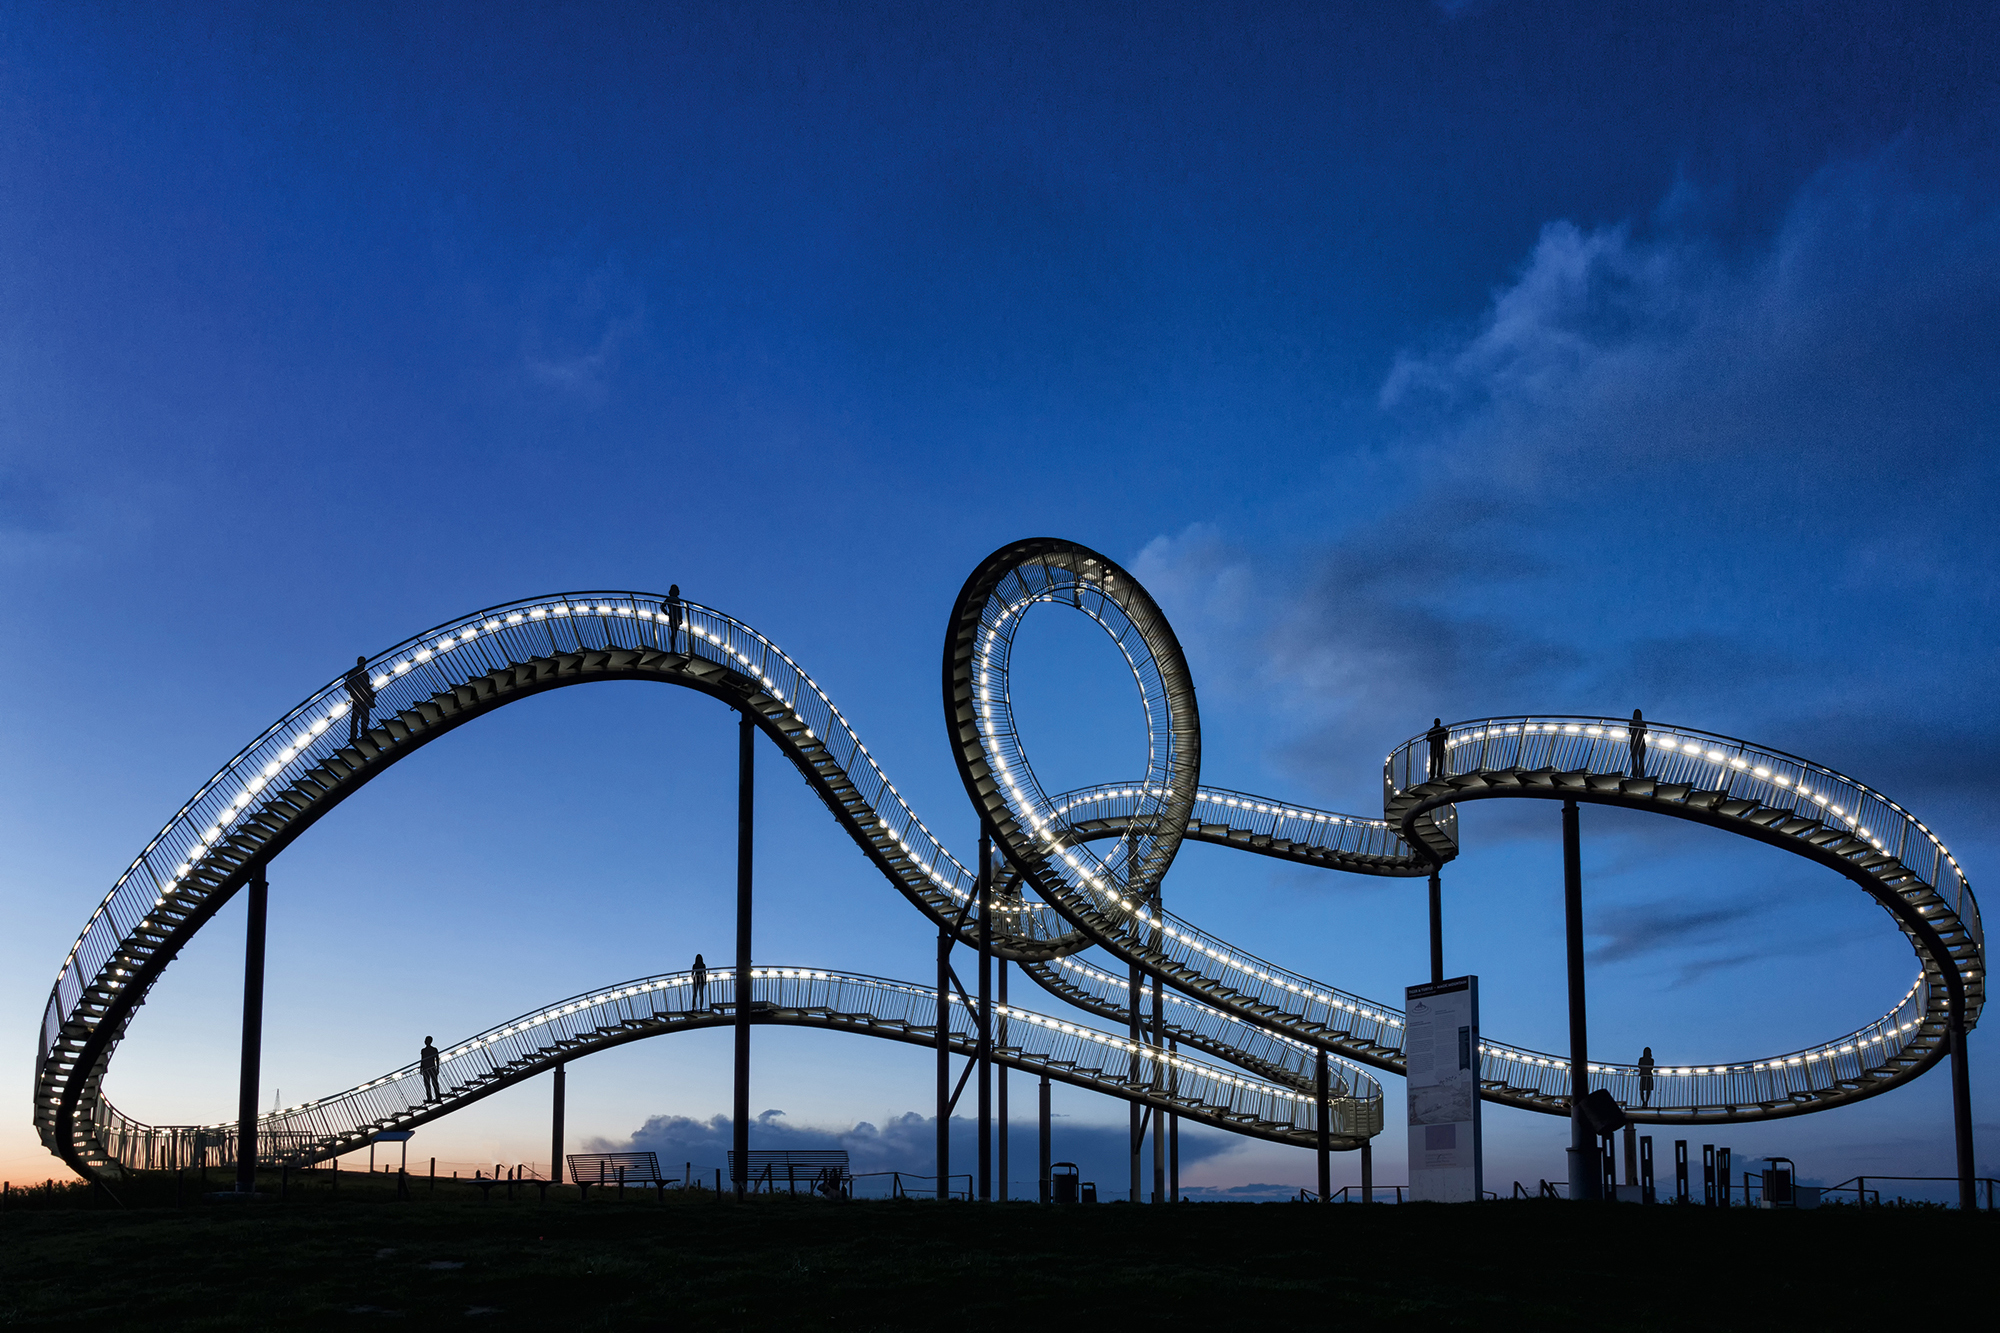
[1038,1073,1051,1203]
[1128,959,1142,1202]
[1952,1015,1976,1209]
[234,866,268,1194]
[551,1062,566,1184]
[1151,971,1165,1203]
[937,926,950,1200]
[1361,1140,1373,1203]
[977,830,992,1202]
[733,712,754,1201]
[1563,800,1600,1199]
[1428,870,1444,983]
[997,960,1009,1202]
[1316,1048,1331,1203]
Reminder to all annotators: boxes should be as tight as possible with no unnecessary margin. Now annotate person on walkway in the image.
[690,953,708,1009]
[1426,718,1449,782]
[1628,709,1648,779]
[665,585,685,653]
[345,656,376,744]
[420,1036,441,1102]
[1637,1046,1656,1108]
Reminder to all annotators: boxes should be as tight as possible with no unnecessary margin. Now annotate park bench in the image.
[728,1149,849,1196]
[566,1151,676,1201]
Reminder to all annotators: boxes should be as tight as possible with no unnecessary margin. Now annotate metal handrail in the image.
[34,542,1985,1176]
[90,966,1381,1171]
[1366,714,1982,1115]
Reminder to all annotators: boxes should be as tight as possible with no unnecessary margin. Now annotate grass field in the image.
[1,1170,1990,1330]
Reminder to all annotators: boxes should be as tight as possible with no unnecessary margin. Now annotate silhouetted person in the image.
[345,656,376,744]
[1629,709,1647,779]
[1426,718,1449,781]
[1637,1046,1655,1108]
[420,1036,441,1102]
[691,953,708,1009]
[665,585,685,652]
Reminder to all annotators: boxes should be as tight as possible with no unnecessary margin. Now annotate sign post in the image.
[1405,975,1482,1202]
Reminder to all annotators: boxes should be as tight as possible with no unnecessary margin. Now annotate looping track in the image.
[35,538,1984,1177]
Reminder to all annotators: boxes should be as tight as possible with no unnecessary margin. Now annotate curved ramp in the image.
[97,968,1380,1170]
[36,540,1985,1177]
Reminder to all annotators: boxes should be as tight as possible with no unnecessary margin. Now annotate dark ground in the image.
[1,1171,1990,1330]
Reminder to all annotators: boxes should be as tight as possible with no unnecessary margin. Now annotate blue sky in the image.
[3,1,1997,1196]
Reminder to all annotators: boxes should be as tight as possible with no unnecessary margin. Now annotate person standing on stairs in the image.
[345,656,376,744]
[1637,1047,1656,1108]
[665,585,685,653]
[691,953,708,1010]
[1629,709,1648,778]
[1426,718,1449,781]
[420,1036,441,1102]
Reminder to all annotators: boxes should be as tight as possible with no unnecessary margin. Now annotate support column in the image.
[1128,960,1142,1203]
[1361,1140,1373,1203]
[936,926,950,1200]
[998,960,1009,1202]
[1428,871,1444,983]
[1563,799,1600,1200]
[551,1062,566,1184]
[235,866,269,1194]
[733,712,754,1201]
[1151,969,1165,1203]
[1038,1073,1051,1203]
[978,831,992,1202]
[1316,1048,1331,1203]
[1952,1014,1976,1210]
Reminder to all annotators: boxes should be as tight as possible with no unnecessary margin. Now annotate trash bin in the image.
[1052,1162,1080,1205]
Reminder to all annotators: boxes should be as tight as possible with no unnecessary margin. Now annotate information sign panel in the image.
[1405,975,1482,1202]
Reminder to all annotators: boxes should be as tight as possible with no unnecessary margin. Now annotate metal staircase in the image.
[33,540,1985,1179]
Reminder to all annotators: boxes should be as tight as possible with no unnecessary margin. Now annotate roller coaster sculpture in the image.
[34,539,1984,1201]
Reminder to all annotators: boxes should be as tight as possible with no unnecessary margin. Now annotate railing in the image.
[1822,1175,1998,1209]
[1320,1184,1407,1203]
[1038,952,1383,1095]
[38,592,1091,1082]
[1387,715,1981,957]
[38,558,1986,1176]
[869,1171,972,1201]
[1373,714,1980,1112]
[90,966,1383,1171]
[1048,782,1427,870]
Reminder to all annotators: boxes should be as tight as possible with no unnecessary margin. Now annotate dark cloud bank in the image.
[594,1110,1313,1199]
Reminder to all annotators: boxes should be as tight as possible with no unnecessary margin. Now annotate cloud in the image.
[595,1109,1241,1194]
[1136,143,2000,835]
[1379,146,2000,494]
[1586,901,1762,966]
